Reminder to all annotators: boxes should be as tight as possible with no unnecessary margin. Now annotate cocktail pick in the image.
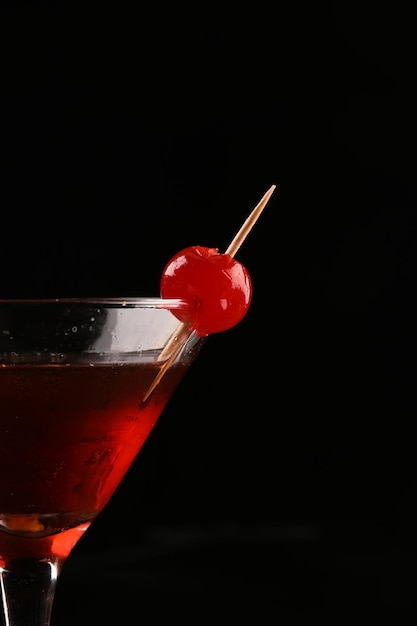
[224,184,276,256]
[143,184,277,402]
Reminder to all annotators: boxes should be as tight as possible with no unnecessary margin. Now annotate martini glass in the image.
[0,297,204,626]
[0,185,276,626]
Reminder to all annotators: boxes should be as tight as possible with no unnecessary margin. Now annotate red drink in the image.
[0,190,274,626]
[0,360,189,565]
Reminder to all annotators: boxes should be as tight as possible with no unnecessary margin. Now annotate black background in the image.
[2,1,417,619]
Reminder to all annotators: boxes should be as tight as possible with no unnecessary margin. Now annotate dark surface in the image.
[2,1,417,617]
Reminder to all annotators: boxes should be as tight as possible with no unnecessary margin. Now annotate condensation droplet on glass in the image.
[71,326,78,333]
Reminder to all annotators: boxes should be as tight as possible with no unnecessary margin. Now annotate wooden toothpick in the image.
[143,184,277,402]
[225,184,276,257]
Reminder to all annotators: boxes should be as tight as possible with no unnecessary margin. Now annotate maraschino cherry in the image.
[160,246,252,336]
[160,185,276,337]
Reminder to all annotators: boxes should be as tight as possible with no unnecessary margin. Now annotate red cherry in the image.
[160,245,252,336]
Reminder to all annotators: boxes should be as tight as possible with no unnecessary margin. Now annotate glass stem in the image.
[0,557,61,626]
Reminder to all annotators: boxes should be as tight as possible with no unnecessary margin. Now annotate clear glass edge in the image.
[0,297,193,310]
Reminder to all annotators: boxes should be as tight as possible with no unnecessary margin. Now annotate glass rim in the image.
[0,297,194,309]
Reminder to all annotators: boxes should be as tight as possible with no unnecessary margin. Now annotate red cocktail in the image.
[0,185,275,626]
[0,298,203,624]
